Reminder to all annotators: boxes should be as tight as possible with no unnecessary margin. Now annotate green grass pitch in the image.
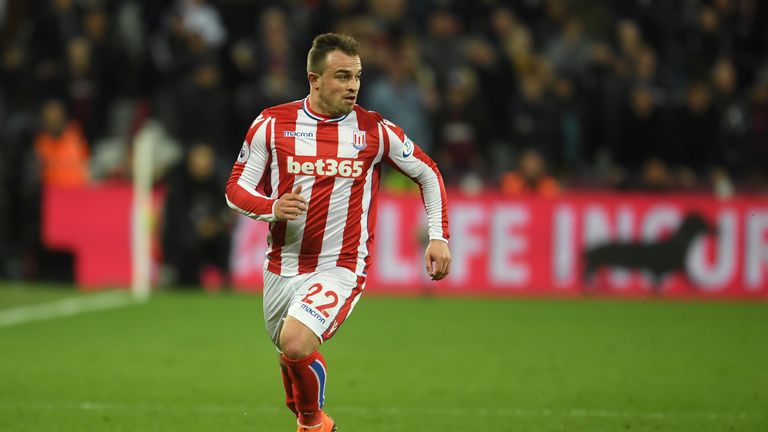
[0,285,766,431]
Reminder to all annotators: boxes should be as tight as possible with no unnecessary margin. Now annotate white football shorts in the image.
[263,267,365,348]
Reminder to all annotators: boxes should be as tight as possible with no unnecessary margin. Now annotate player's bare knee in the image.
[280,333,315,359]
[279,319,319,359]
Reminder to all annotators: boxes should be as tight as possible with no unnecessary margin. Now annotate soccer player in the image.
[225,33,451,432]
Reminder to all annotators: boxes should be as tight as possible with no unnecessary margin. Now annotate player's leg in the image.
[279,361,299,417]
[279,317,326,429]
[280,268,365,430]
[280,317,320,358]
[263,270,310,417]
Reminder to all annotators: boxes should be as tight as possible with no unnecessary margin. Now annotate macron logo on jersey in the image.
[287,155,364,178]
[284,131,315,138]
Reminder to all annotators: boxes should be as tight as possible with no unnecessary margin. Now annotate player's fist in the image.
[274,185,307,221]
[425,239,451,281]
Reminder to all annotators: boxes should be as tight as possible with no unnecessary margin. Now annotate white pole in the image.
[131,129,153,302]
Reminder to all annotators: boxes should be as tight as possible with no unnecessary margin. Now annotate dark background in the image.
[1,0,767,284]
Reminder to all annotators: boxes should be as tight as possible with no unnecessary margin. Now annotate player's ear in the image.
[308,72,320,90]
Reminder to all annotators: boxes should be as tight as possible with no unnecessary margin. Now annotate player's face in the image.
[310,50,362,117]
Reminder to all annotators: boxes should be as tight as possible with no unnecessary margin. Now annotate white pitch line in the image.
[0,291,136,328]
[0,401,761,422]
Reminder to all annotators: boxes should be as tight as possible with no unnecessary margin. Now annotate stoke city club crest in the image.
[352,130,367,151]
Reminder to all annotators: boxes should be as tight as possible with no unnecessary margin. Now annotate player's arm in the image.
[381,120,451,280]
[225,113,281,221]
[225,114,307,222]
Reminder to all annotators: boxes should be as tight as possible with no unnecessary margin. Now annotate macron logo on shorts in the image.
[300,303,326,324]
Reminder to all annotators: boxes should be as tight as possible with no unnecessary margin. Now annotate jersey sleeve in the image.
[381,118,450,242]
[225,112,278,222]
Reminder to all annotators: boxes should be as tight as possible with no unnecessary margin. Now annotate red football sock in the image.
[279,361,299,417]
[280,351,327,427]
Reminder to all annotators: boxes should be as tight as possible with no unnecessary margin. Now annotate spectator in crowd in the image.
[308,0,363,37]
[34,98,90,187]
[502,22,536,78]
[161,143,231,287]
[465,35,514,139]
[433,67,490,187]
[612,85,664,188]
[64,35,111,145]
[229,7,304,131]
[487,6,517,49]
[500,148,560,197]
[552,75,586,172]
[668,81,722,186]
[177,0,227,51]
[367,0,409,36]
[508,71,560,164]
[637,157,673,192]
[710,57,748,171]
[148,0,226,83]
[545,17,592,83]
[684,5,727,78]
[365,40,434,152]
[421,8,465,90]
[28,0,81,76]
[744,66,768,187]
[2,43,37,116]
[170,60,229,153]
[634,46,663,91]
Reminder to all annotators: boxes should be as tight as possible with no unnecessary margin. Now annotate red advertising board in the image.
[43,185,768,298]
[231,192,768,298]
[43,184,134,288]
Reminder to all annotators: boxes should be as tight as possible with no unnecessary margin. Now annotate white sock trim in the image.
[297,418,323,429]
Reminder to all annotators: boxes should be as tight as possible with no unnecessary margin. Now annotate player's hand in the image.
[274,185,307,221]
[425,239,451,281]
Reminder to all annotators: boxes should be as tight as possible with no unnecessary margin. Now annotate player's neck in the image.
[306,94,338,119]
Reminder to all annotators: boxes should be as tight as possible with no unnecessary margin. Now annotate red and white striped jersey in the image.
[226,97,449,277]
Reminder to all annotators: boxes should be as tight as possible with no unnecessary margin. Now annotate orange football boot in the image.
[297,412,336,432]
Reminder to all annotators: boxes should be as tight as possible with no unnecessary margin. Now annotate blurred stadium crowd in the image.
[1,0,767,283]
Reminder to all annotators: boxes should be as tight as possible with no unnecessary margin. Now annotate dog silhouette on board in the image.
[583,213,715,292]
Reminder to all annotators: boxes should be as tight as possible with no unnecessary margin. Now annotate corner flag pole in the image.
[131,129,153,302]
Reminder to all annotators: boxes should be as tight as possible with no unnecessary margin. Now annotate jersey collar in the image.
[303,97,350,123]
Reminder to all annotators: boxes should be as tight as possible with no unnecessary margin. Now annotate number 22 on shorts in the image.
[301,283,338,318]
